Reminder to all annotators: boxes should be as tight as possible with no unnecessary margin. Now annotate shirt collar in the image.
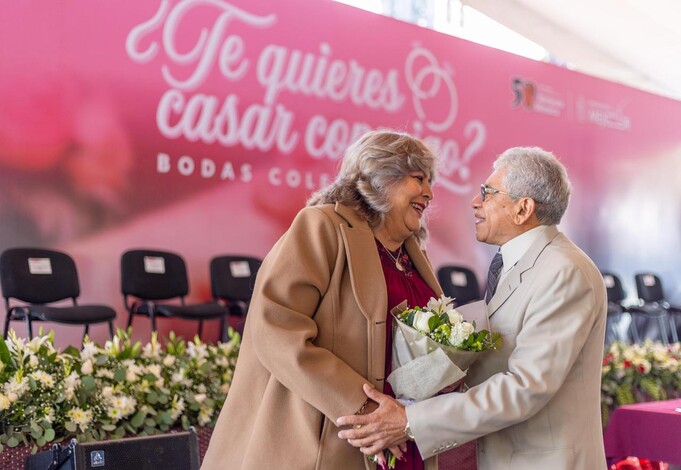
[499,225,550,274]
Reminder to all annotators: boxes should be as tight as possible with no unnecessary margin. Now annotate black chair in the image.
[635,272,680,343]
[121,249,229,338]
[436,265,482,307]
[0,248,116,341]
[210,255,262,337]
[600,271,639,344]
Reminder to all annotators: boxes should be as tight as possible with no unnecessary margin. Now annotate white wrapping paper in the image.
[386,300,489,401]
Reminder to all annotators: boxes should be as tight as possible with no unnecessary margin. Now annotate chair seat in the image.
[29,305,117,324]
[134,302,228,320]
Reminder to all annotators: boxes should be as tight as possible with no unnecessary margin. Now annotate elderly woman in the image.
[202,130,441,470]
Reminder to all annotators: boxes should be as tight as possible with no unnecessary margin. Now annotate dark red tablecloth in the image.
[604,399,681,465]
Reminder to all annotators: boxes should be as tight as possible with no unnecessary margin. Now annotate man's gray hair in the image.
[494,147,571,225]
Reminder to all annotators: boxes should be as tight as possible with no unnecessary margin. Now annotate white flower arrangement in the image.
[394,295,502,353]
[0,328,240,454]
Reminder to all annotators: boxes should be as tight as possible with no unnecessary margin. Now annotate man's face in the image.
[472,167,522,246]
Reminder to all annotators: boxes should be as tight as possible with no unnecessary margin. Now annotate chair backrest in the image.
[436,265,482,306]
[600,271,626,304]
[0,247,80,304]
[121,249,189,301]
[635,272,664,303]
[210,255,262,303]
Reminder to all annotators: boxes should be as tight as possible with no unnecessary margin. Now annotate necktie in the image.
[485,251,504,303]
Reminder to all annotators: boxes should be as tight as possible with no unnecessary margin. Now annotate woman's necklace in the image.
[377,239,405,272]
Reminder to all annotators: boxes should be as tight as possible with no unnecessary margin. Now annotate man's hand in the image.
[337,384,410,456]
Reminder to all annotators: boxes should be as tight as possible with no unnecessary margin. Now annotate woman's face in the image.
[382,171,433,243]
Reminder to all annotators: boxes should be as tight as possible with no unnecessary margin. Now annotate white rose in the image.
[81,359,93,375]
[449,321,475,347]
[446,309,463,325]
[413,311,436,333]
[0,394,10,411]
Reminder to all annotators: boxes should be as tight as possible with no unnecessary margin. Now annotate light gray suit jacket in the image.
[407,226,607,470]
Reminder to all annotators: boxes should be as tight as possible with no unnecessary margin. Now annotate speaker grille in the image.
[76,432,198,470]
[27,431,199,470]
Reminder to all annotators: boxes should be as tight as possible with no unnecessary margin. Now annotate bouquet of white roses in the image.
[369,296,502,469]
[387,295,502,402]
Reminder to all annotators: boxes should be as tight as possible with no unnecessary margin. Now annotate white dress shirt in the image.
[497,225,550,286]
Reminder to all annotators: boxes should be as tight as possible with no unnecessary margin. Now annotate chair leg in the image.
[150,311,157,332]
[668,315,679,343]
[198,320,204,339]
[26,317,33,338]
[219,316,226,342]
[656,315,670,345]
[108,321,115,339]
[127,311,134,328]
[629,313,641,344]
[3,314,10,339]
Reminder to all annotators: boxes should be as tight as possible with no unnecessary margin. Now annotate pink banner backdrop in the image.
[1,0,679,346]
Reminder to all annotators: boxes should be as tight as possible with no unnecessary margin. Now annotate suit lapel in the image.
[487,225,561,317]
[336,204,387,323]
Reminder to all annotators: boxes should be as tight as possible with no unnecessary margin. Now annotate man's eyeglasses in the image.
[480,184,544,204]
[480,184,515,202]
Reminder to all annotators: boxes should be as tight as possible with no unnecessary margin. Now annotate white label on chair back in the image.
[642,274,656,286]
[144,256,166,274]
[230,261,251,278]
[28,258,52,274]
[603,275,615,288]
[450,271,468,287]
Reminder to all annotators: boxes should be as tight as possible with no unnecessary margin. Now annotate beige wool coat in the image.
[201,203,441,470]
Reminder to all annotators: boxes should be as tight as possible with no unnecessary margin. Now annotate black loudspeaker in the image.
[25,429,199,470]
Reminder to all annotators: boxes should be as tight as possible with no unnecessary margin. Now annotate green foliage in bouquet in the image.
[396,295,502,352]
[601,340,681,427]
[0,328,240,454]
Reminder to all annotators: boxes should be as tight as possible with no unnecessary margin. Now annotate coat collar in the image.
[487,225,560,316]
[335,203,442,322]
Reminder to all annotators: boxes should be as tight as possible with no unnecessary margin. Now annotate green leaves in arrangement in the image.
[395,295,503,352]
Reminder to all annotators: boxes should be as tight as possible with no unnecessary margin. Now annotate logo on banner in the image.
[511,76,566,118]
[575,97,631,131]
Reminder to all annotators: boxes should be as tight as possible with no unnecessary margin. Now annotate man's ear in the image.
[513,198,537,225]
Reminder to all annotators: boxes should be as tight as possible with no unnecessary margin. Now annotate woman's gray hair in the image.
[307,129,437,242]
[494,147,571,225]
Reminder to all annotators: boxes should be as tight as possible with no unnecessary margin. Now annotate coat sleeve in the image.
[407,257,603,458]
[248,206,371,421]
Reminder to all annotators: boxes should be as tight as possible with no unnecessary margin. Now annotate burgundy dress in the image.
[377,240,436,470]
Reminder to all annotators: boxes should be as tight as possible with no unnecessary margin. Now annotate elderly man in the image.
[338,146,607,470]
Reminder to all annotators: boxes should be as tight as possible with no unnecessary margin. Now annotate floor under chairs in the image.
[120,249,230,340]
[0,247,116,342]
[436,265,483,307]
[210,255,262,338]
